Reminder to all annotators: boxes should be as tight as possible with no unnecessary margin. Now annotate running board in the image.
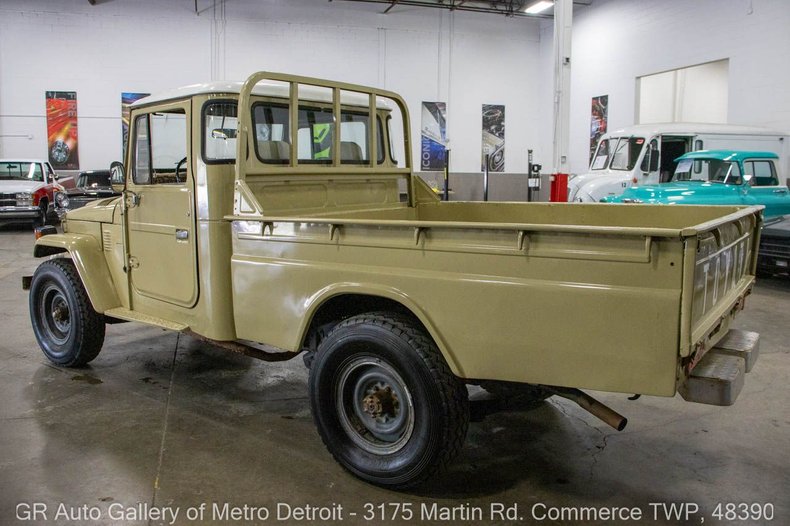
[103,307,188,332]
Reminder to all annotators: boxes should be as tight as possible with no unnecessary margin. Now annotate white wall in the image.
[637,60,729,124]
[0,0,543,174]
[567,0,790,175]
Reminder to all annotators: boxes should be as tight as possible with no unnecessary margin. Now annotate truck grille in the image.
[760,236,790,258]
[0,192,16,206]
[68,197,95,210]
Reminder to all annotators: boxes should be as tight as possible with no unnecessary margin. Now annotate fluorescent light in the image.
[524,0,554,14]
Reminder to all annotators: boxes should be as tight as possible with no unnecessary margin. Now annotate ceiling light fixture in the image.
[524,0,554,14]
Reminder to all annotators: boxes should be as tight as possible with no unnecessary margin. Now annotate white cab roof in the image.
[603,122,786,137]
[132,81,390,109]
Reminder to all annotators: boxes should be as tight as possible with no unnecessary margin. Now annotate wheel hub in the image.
[52,304,69,323]
[335,356,415,455]
[362,384,400,421]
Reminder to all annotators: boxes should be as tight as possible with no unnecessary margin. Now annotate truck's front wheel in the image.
[309,312,469,489]
[29,258,105,367]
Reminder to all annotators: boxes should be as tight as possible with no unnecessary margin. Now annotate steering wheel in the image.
[175,156,187,183]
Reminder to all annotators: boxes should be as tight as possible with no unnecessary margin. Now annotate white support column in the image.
[550,0,572,201]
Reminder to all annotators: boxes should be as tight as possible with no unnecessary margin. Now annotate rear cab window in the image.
[201,99,389,166]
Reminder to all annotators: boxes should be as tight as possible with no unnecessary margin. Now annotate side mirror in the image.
[743,173,754,185]
[53,173,60,181]
[110,161,125,192]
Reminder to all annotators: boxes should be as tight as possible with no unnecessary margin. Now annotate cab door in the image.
[742,159,790,218]
[126,100,198,308]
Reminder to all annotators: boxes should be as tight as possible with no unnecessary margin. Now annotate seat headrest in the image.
[258,140,291,161]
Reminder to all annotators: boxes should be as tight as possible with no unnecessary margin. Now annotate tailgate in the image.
[679,207,762,368]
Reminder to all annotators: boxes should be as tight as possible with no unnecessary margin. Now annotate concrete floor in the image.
[1,223,788,526]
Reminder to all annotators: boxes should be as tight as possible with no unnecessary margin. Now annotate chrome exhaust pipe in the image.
[549,387,628,431]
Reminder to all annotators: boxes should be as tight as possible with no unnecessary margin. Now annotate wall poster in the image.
[122,92,150,158]
[45,91,79,170]
[481,104,505,172]
[590,94,608,162]
[420,102,447,171]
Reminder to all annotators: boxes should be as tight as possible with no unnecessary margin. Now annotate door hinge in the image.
[128,256,140,269]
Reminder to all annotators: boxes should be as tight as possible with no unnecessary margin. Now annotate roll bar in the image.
[234,71,413,182]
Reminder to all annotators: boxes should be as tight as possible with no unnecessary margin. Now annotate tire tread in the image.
[32,258,105,366]
[314,311,469,488]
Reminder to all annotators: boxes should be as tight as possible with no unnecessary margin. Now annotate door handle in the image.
[773,189,787,194]
[175,229,189,240]
[125,191,141,208]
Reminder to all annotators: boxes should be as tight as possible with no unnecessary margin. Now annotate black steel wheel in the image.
[29,258,105,366]
[309,312,469,488]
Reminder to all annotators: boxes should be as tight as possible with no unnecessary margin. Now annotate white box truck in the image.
[568,123,789,202]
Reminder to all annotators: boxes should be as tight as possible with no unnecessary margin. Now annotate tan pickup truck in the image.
[26,72,762,488]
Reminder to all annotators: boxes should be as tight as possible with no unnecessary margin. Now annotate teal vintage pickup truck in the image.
[603,150,790,218]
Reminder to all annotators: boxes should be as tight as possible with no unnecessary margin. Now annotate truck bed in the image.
[228,193,761,398]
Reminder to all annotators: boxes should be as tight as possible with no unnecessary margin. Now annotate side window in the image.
[253,104,290,164]
[692,142,704,174]
[133,115,151,184]
[204,102,238,162]
[640,139,659,172]
[133,110,187,185]
[728,161,742,185]
[747,160,778,186]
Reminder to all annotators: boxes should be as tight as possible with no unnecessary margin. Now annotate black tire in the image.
[33,199,48,227]
[29,258,105,366]
[309,312,469,489]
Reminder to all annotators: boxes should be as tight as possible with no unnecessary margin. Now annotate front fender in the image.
[34,234,121,313]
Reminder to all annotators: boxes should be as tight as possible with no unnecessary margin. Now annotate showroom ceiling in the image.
[329,0,592,18]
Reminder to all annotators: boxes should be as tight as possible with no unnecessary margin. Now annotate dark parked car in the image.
[54,169,121,219]
[758,215,790,276]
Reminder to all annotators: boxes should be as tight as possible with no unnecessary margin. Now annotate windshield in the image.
[673,158,742,184]
[77,171,112,188]
[609,137,645,171]
[590,137,644,171]
[0,162,43,182]
[590,139,611,170]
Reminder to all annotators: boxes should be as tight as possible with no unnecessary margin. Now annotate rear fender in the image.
[299,283,464,377]
[34,234,121,313]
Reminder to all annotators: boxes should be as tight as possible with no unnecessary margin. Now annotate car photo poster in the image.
[420,102,447,170]
[122,92,150,158]
[481,104,505,172]
[590,94,608,162]
[45,91,79,170]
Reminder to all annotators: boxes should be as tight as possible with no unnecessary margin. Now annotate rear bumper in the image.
[679,329,760,406]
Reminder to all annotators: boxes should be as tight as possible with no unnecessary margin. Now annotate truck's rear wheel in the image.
[309,312,469,488]
[29,258,105,367]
